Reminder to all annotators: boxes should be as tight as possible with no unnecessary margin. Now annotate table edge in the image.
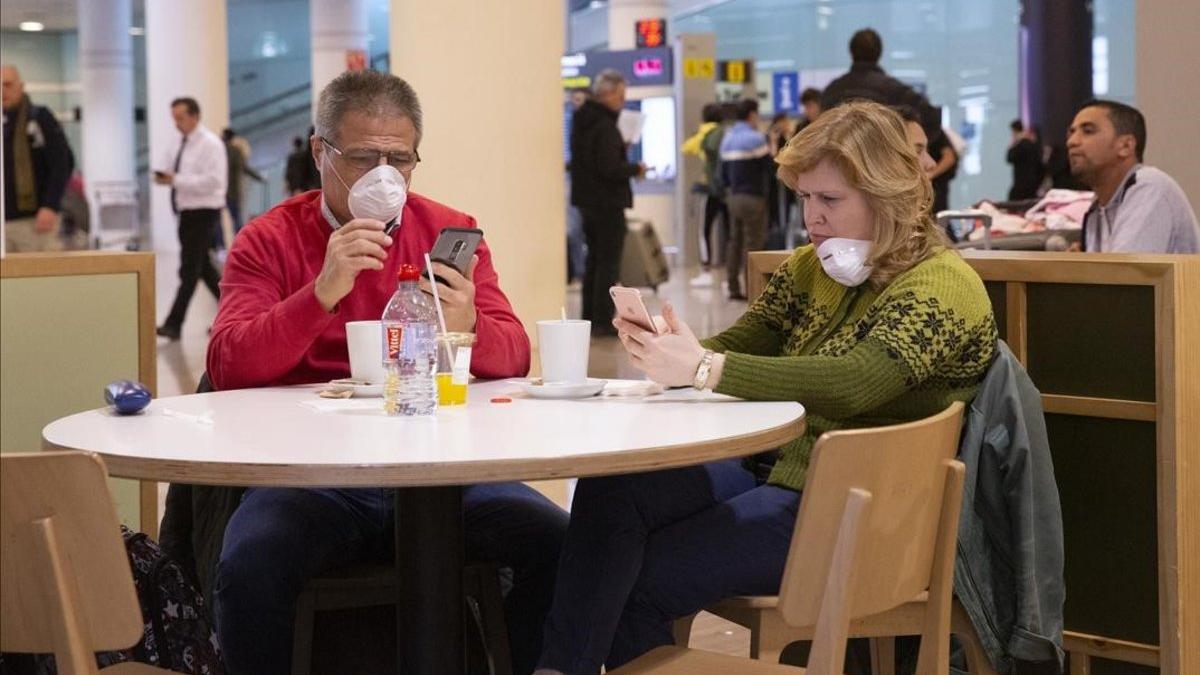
[43,413,806,487]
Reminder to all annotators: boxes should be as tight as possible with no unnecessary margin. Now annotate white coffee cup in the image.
[345,320,386,384]
[537,319,591,383]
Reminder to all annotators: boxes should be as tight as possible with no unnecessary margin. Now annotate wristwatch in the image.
[693,350,716,390]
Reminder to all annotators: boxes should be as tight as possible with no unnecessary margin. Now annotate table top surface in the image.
[43,381,806,487]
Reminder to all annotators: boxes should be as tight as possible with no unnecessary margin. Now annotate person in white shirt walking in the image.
[155,97,227,340]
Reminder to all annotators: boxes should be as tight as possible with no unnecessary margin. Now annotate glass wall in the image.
[674,0,1021,208]
[1092,0,1135,105]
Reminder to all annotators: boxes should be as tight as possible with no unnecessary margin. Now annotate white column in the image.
[145,0,229,253]
[607,0,668,50]
[310,0,370,112]
[390,0,565,343]
[78,0,136,242]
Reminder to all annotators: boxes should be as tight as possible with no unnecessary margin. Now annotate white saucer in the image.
[328,378,384,398]
[508,378,607,400]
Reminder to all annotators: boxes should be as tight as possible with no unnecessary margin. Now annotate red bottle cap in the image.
[397,264,422,281]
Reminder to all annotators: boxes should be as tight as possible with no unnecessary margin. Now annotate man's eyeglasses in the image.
[321,136,421,172]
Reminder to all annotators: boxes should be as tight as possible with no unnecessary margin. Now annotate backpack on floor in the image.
[0,526,224,675]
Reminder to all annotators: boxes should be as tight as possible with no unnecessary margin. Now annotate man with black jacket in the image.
[822,29,942,143]
[569,69,644,336]
[2,64,75,252]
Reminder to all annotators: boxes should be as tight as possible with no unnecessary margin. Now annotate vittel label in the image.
[385,325,404,360]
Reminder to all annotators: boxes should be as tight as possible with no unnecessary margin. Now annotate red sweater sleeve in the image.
[206,226,337,390]
[468,231,531,379]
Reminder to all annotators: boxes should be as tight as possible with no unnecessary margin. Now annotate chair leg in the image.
[750,616,792,664]
[291,587,317,675]
[870,637,896,675]
[952,602,997,675]
[672,613,698,647]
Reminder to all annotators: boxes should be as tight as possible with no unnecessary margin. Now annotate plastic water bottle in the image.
[381,264,438,416]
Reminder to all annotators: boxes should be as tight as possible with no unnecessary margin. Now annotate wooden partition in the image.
[0,251,159,537]
[748,250,1199,675]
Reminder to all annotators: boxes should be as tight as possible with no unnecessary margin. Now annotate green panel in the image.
[1089,657,1158,675]
[984,281,1007,342]
[1025,283,1155,401]
[1046,414,1158,645]
[0,273,144,529]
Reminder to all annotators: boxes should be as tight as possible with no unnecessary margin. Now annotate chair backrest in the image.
[1,451,143,673]
[777,402,966,674]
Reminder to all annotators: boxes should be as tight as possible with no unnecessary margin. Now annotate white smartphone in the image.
[609,286,661,334]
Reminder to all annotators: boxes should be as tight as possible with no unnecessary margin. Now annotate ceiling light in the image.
[19,21,45,32]
[129,26,145,36]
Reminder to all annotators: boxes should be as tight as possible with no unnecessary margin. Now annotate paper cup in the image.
[537,319,591,383]
[346,320,386,384]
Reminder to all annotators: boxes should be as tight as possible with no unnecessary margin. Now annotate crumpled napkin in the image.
[599,380,666,397]
[299,398,384,413]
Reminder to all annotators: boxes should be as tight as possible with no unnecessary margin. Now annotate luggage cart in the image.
[938,209,993,250]
[90,181,142,250]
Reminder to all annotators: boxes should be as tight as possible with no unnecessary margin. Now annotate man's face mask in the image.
[324,150,408,230]
[816,237,873,287]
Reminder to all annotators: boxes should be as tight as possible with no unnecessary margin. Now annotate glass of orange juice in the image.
[435,332,475,406]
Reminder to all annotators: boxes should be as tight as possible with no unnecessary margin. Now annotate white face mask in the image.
[325,155,408,229]
[816,237,873,287]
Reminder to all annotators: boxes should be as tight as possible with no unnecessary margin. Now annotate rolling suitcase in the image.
[619,218,670,291]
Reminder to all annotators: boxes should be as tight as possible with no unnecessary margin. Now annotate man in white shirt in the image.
[155,96,227,340]
[1067,99,1199,254]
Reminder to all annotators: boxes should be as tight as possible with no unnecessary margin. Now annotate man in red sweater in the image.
[207,70,567,675]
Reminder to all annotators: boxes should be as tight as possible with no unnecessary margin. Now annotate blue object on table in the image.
[105,380,152,415]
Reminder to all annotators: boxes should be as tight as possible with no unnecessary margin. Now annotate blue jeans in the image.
[539,460,801,674]
[214,483,568,675]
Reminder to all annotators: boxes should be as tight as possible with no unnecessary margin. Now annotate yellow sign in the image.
[726,60,746,84]
[561,76,592,89]
[683,57,715,79]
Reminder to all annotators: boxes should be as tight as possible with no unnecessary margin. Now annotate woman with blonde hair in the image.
[535,101,998,675]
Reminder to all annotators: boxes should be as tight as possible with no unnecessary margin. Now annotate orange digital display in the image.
[636,18,666,49]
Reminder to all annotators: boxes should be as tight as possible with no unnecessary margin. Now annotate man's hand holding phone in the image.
[420,255,478,332]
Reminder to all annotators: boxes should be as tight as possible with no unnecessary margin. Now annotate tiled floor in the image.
[153,253,755,657]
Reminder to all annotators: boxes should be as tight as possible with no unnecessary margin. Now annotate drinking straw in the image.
[424,253,454,363]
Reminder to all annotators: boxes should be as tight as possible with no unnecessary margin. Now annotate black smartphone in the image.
[428,227,483,285]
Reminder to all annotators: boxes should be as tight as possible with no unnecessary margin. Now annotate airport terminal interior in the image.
[1,1,1197,674]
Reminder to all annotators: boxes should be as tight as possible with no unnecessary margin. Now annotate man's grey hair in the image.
[315,70,423,145]
[592,69,626,97]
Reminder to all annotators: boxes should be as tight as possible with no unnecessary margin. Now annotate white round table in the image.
[44,380,805,675]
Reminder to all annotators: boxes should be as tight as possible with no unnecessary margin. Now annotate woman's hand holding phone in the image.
[613,301,710,387]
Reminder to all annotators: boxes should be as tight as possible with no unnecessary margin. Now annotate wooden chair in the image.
[613,402,967,675]
[0,451,173,674]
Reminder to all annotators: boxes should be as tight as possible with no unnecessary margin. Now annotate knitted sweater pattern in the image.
[704,246,997,489]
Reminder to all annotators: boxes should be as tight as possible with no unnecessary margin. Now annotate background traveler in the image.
[718,99,773,300]
[1068,99,1199,253]
[568,69,645,336]
[2,64,75,253]
[154,96,227,341]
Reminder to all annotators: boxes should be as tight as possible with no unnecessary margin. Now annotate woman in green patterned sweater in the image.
[536,101,998,675]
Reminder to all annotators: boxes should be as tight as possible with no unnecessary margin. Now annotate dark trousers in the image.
[725,194,768,297]
[228,198,243,233]
[701,195,728,267]
[579,206,626,332]
[539,460,801,674]
[214,482,568,675]
[163,208,222,331]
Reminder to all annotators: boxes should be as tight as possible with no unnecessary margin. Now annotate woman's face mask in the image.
[816,237,873,287]
[324,154,408,229]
